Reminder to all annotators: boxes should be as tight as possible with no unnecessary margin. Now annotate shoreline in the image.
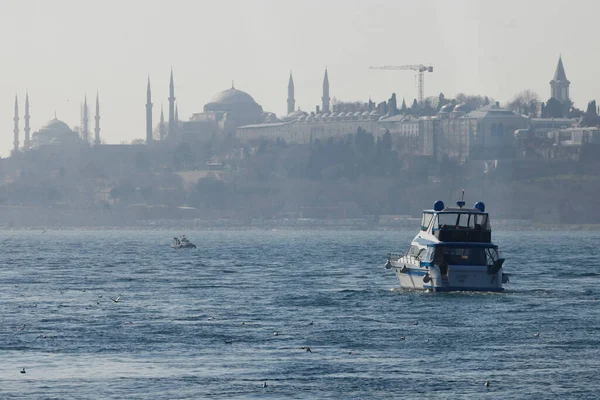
[2,219,600,231]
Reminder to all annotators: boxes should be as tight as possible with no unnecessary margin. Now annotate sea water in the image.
[1,229,599,399]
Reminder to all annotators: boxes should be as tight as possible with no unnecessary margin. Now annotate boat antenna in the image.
[457,189,465,209]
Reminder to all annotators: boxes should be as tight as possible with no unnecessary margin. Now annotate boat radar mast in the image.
[457,189,466,209]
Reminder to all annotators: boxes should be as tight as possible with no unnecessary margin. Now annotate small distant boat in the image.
[171,235,196,249]
[385,191,508,292]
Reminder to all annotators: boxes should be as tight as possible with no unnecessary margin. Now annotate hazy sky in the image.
[1,0,599,156]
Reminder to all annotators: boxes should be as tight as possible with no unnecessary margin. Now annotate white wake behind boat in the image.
[385,194,508,292]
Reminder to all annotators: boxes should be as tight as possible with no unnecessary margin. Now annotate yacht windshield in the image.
[421,212,434,231]
[437,213,489,230]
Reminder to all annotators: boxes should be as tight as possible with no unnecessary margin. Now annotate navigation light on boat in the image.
[474,202,485,212]
[434,200,445,211]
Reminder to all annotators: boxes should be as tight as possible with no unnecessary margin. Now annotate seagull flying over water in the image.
[110,296,121,303]
[298,346,312,353]
[484,380,489,387]
[534,332,540,338]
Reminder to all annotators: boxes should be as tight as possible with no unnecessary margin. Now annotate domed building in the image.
[180,85,266,140]
[204,87,263,116]
[281,109,308,122]
[451,102,472,118]
[31,116,80,147]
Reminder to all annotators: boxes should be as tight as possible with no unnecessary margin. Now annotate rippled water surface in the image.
[1,229,599,399]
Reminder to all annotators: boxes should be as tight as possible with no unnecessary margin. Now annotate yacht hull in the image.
[390,259,504,292]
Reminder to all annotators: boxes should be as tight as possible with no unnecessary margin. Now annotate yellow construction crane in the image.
[369,64,433,104]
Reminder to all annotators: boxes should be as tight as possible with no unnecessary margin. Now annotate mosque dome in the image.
[282,109,308,122]
[210,87,257,106]
[204,87,263,114]
[439,104,455,113]
[265,112,281,123]
[39,118,72,134]
[32,117,79,146]
[453,103,471,113]
[288,109,308,119]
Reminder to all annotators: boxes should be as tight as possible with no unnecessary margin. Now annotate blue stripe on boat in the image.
[425,242,498,248]
[402,269,428,276]
[422,285,504,292]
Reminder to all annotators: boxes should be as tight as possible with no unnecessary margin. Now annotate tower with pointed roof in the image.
[82,95,89,143]
[322,68,330,113]
[24,92,31,149]
[550,55,570,104]
[287,72,295,115]
[146,77,153,144]
[13,95,19,152]
[168,68,176,137]
[94,92,101,145]
[159,104,166,140]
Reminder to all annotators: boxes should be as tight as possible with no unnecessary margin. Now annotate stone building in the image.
[31,116,80,147]
[182,85,266,140]
[11,92,102,152]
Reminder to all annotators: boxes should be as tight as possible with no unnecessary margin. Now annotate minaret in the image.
[287,71,295,115]
[168,68,176,136]
[322,68,330,113]
[175,103,179,122]
[159,104,166,140]
[13,95,19,152]
[94,91,101,145]
[24,91,31,149]
[82,95,89,143]
[146,76,153,144]
[550,55,570,104]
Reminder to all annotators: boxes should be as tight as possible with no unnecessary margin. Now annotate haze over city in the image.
[3,2,600,397]
[1,0,599,156]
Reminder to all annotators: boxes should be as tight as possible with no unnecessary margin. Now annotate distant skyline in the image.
[1,0,600,156]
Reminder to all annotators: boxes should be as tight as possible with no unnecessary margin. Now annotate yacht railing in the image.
[388,252,422,264]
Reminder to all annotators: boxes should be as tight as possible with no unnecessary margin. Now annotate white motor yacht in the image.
[385,193,508,292]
